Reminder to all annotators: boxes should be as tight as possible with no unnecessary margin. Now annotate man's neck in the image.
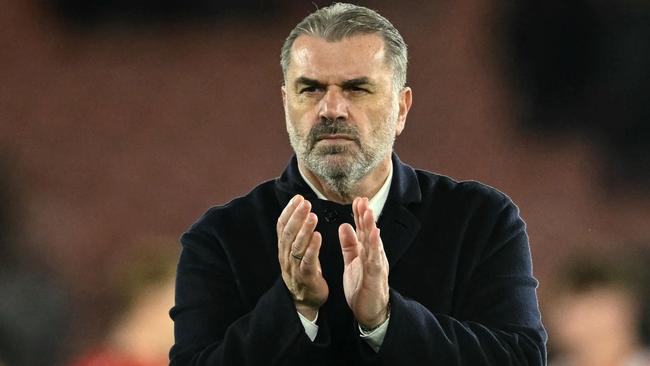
[298,156,392,204]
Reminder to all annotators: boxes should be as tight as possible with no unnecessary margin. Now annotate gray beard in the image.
[305,147,372,199]
[288,117,395,199]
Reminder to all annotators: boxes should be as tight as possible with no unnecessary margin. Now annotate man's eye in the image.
[348,86,369,94]
[299,86,323,94]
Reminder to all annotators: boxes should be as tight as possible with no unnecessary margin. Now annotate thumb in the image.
[338,223,359,266]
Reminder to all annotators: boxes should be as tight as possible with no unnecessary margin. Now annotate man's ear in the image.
[281,85,287,109]
[395,86,412,137]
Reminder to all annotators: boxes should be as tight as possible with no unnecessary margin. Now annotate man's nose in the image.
[318,88,349,121]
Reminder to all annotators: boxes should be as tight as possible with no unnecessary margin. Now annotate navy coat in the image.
[170,154,547,365]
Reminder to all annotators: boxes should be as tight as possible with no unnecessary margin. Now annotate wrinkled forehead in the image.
[287,34,390,81]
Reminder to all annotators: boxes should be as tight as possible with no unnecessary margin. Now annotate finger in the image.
[280,199,311,259]
[359,204,378,260]
[367,227,383,266]
[362,201,376,229]
[338,223,359,266]
[358,198,373,245]
[285,199,311,234]
[355,197,367,243]
[278,196,302,266]
[300,231,322,271]
[361,226,386,280]
[364,197,375,223]
[353,197,361,233]
[277,195,303,236]
[290,212,318,260]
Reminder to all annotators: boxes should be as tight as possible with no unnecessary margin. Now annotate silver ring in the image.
[291,253,303,261]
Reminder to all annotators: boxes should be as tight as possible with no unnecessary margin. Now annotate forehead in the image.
[288,34,390,82]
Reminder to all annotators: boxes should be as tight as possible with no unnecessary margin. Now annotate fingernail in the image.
[292,195,302,205]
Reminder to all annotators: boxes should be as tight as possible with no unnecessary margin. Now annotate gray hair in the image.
[280,3,408,90]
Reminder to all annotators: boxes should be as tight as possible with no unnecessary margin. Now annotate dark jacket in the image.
[170,154,547,365]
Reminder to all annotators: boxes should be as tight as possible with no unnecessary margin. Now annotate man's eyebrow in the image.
[341,77,372,88]
[294,76,374,89]
[294,77,325,88]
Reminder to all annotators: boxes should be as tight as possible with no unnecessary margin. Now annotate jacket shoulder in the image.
[184,179,279,239]
[414,169,514,209]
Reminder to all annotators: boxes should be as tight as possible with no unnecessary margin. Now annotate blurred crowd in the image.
[0,173,175,365]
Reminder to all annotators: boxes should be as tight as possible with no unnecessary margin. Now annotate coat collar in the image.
[386,153,422,205]
[380,153,421,267]
[274,153,422,268]
[275,155,319,202]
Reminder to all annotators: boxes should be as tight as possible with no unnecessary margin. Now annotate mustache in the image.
[308,118,360,147]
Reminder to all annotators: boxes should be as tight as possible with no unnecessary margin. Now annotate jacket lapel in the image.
[378,204,420,267]
[377,153,422,267]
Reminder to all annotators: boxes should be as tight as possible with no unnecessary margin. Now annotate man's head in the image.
[281,3,408,91]
[281,4,412,199]
[547,252,649,356]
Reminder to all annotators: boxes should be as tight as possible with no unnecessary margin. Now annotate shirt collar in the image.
[298,163,393,223]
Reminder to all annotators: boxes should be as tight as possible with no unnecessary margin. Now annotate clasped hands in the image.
[277,195,390,329]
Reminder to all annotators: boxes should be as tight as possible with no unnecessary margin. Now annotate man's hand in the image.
[339,197,390,328]
[277,195,328,320]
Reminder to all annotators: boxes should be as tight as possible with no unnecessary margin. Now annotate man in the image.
[170,3,547,365]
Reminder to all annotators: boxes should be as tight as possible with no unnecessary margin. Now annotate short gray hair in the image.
[280,3,408,89]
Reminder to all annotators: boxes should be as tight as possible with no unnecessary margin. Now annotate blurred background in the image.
[1,0,648,365]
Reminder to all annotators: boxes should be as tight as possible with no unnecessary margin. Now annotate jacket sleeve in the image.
[360,195,547,365]
[168,212,332,366]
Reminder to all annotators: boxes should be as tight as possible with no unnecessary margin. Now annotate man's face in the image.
[548,286,640,353]
[282,34,410,195]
